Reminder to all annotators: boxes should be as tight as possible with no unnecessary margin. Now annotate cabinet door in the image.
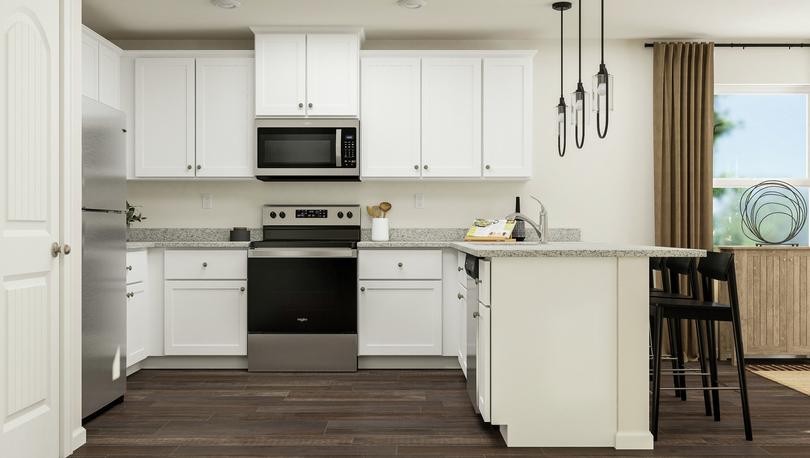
[98,41,120,109]
[358,280,442,355]
[477,301,491,422]
[135,58,196,177]
[82,32,99,100]
[126,283,148,367]
[483,58,532,178]
[360,57,421,178]
[164,280,247,355]
[195,57,254,177]
[255,33,306,116]
[421,58,482,178]
[305,34,359,117]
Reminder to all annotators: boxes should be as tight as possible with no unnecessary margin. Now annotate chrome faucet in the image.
[507,195,548,244]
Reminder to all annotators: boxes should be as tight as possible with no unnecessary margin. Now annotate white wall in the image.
[126,38,655,244]
[715,47,810,85]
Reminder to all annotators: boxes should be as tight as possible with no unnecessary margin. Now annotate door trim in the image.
[62,0,86,455]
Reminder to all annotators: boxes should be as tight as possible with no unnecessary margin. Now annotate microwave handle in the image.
[335,129,342,168]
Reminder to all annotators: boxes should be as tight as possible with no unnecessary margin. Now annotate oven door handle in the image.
[249,247,357,258]
[335,128,342,168]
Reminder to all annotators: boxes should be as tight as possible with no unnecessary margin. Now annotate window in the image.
[713,85,810,246]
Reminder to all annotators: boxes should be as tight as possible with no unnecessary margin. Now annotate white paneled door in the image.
[0,0,61,456]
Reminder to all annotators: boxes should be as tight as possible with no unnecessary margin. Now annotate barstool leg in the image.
[706,320,721,422]
[651,307,665,440]
[673,319,687,401]
[695,320,712,417]
[731,313,753,440]
[667,318,682,398]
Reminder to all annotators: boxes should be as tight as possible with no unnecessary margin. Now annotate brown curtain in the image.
[653,42,714,359]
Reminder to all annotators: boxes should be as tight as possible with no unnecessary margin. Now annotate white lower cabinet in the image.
[164,280,247,355]
[358,280,443,356]
[478,300,491,422]
[126,282,148,367]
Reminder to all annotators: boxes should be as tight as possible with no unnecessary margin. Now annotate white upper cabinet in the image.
[253,31,360,117]
[82,32,99,100]
[421,57,482,178]
[483,57,533,178]
[254,33,307,117]
[360,57,421,178]
[195,57,255,177]
[135,58,196,177]
[82,26,122,108]
[98,42,121,108]
[306,34,359,117]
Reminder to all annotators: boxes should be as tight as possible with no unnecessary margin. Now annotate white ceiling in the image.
[82,0,810,42]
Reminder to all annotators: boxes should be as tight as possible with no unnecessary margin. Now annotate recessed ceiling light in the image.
[211,0,241,9]
[397,0,427,9]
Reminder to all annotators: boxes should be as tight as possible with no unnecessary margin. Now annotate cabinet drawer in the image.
[126,249,147,285]
[359,249,442,280]
[456,250,467,285]
[165,249,247,280]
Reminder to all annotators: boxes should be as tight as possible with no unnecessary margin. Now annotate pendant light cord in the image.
[578,1,582,83]
[559,7,564,97]
[600,0,604,64]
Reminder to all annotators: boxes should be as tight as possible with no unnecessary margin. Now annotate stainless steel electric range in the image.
[247,204,360,372]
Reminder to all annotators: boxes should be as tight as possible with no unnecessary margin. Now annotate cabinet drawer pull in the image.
[187,164,192,170]
[126,265,133,271]
[308,102,313,108]
[414,164,419,170]
[473,312,480,318]
[397,262,403,268]
[126,292,134,298]
[298,102,304,108]
[423,164,428,170]
[202,262,208,268]
[240,286,246,292]
[457,293,464,300]
[360,286,366,292]
[457,266,462,272]
[197,164,202,170]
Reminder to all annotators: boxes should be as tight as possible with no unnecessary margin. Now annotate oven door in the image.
[255,119,359,179]
[248,247,357,334]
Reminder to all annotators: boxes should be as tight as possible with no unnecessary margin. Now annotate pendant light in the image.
[592,0,613,138]
[570,0,588,149]
[552,2,571,157]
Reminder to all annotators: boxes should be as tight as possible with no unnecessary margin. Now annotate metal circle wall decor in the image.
[739,180,808,245]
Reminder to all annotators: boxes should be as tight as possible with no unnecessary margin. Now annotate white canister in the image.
[371,218,390,242]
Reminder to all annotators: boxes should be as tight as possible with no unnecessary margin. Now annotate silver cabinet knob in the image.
[423,165,428,170]
[202,262,208,268]
[126,265,133,271]
[308,102,313,108]
[414,164,419,170]
[240,286,246,292]
[397,262,403,268]
[126,292,134,298]
[63,244,72,255]
[51,242,70,257]
[187,164,192,170]
[457,293,464,300]
[197,164,202,170]
[485,164,491,170]
[360,286,366,292]
[473,312,480,318]
[298,102,304,108]
[457,266,463,272]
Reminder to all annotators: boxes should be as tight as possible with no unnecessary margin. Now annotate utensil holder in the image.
[371,218,389,242]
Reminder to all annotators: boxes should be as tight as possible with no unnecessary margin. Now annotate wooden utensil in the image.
[379,201,392,218]
[366,205,380,218]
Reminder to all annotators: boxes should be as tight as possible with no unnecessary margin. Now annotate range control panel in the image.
[262,205,360,226]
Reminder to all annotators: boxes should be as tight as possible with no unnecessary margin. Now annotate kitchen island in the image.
[439,242,704,450]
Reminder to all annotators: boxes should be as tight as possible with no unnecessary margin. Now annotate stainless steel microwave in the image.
[255,119,359,181]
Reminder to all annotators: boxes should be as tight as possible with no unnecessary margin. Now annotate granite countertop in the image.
[451,242,705,258]
[127,241,250,249]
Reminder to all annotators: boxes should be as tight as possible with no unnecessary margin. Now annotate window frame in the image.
[713,84,810,189]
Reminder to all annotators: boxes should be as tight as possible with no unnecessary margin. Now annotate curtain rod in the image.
[643,42,810,48]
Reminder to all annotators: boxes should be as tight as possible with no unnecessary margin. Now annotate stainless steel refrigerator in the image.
[82,97,127,419]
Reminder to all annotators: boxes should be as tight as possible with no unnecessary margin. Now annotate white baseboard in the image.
[70,426,86,455]
[125,355,460,372]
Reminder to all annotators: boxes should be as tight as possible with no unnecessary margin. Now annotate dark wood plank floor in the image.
[74,364,810,457]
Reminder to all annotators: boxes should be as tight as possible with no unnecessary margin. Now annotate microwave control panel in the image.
[342,131,357,168]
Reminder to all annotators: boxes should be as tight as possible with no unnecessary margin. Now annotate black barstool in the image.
[651,251,753,441]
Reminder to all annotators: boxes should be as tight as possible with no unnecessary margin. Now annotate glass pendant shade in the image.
[569,86,589,127]
[592,68,614,113]
[556,100,567,132]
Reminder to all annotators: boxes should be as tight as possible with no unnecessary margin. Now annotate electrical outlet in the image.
[201,193,213,209]
[414,193,424,209]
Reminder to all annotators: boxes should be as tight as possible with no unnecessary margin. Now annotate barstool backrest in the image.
[649,257,670,292]
[697,251,739,308]
[666,257,699,299]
